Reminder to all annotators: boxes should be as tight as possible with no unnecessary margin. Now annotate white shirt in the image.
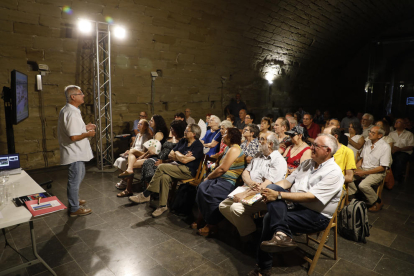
[132,133,151,151]
[287,158,344,218]
[246,150,287,184]
[58,103,94,165]
[186,116,195,125]
[389,130,414,154]
[360,138,391,169]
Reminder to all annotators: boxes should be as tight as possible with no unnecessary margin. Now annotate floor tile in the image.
[169,227,207,248]
[76,223,128,252]
[366,227,397,247]
[147,239,207,276]
[98,208,143,230]
[66,242,108,274]
[50,224,82,248]
[390,235,414,257]
[34,261,86,276]
[191,239,239,265]
[184,261,229,276]
[149,215,189,234]
[8,220,54,250]
[65,213,106,232]
[374,255,414,275]
[118,223,171,248]
[326,258,380,275]
[84,197,125,215]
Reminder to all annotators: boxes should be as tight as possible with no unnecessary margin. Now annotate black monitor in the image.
[11,70,29,124]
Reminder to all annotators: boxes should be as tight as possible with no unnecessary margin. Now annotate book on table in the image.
[24,196,67,217]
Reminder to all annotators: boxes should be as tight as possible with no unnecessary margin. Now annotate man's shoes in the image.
[129,193,150,204]
[118,171,134,178]
[260,233,297,253]
[70,207,92,217]
[368,201,383,212]
[152,206,168,217]
[79,199,86,206]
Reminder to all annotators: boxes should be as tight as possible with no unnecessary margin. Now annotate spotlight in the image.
[114,26,126,39]
[265,74,273,85]
[78,19,92,33]
[267,80,273,85]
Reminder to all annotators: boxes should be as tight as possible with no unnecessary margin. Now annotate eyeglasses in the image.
[243,129,250,133]
[259,137,267,141]
[368,131,378,135]
[139,114,147,118]
[72,93,84,96]
[245,117,251,119]
[311,143,328,150]
[185,129,192,133]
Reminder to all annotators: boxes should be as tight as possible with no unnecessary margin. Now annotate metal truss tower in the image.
[94,22,113,171]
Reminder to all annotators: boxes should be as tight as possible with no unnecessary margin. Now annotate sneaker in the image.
[152,206,168,217]
[70,207,92,217]
[115,180,127,190]
[129,193,150,204]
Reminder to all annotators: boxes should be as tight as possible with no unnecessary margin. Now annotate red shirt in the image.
[300,122,321,139]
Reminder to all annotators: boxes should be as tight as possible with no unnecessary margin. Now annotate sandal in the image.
[118,171,134,179]
[115,180,127,190]
[117,190,133,197]
[197,225,218,236]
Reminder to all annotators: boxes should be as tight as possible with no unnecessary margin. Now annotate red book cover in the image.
[24,196,67,217]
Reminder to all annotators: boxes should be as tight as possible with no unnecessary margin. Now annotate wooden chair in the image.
[303,190,346,275]
[376,170,388,200]
[167,155,208,206]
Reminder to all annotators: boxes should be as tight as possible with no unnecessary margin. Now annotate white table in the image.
[0,170,57,276]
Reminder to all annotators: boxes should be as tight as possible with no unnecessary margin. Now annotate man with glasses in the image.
[185,108,195,125]
[129,124,204,217]
[58,85,95,217]
[348,126,391,212]
[361,113,374,138]
[248,134,344,276]
[220,132,287,240]
[300,112,320,143]
[236,109,247,132]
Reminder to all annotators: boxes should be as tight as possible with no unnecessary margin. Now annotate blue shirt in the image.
[201,129,222,156]
[173,139,204,176]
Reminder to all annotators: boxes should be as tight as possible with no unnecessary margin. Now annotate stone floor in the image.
[1,164,414,276]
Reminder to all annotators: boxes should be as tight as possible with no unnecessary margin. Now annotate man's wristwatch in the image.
[277,191,282,200]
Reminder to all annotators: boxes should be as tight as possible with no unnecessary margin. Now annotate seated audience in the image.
[329,118,348,145]
[294,111,301,124]
[194,128,247,235]
[117,115,169,196]
[114,119,151,190]
[325,127,356,184]
[206,113,211,130]
[273,117,292,155]
[202,115,222,156]
[329,118,340,128]
[185,108,195,125]
[283,126,311,174]
[266,114,275,127]
[212,120,233,158]
[128,124,204,217]
[249,134,343,276]
[219,132,287,238]
[348,126,391,212]
[321,119,330,133]
[226,114,235,126]
[404,117,414,133]
[241,124,260,163]
[140,120,187,186]
[340,110,360,133]
[361,113,375,138]
[389,118,414,182]
[346,121,365,160]
[300,113,321,143]
[236,109,247,132]
[260,117,272,135]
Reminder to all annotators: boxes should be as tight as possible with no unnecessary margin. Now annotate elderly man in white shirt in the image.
[248,134,344,276]
[58,85,95,217]
[185,108,195,125]
[348,126,391,212]
[361,113,375,138]
[389,118,414,182]
[219,132,287,239]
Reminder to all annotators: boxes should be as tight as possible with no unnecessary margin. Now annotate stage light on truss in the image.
[114,26,126,39]
[78,19,93,33]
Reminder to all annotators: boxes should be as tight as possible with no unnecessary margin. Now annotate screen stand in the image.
[2,86,15,154]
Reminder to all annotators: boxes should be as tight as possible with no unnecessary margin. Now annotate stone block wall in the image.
[0,0,413,169]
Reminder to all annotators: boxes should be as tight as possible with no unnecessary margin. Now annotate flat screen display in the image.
[12,70,29,124]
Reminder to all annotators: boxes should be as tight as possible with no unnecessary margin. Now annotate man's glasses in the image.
[72,93,84,96]
[311,143,328,150]
[139,114,147,118]
[243,129,250,133]
[259,137,266,141]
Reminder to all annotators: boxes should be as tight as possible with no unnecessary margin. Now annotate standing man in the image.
[340,110,360,133]
[361,113,375,138]
[300,113,321,143]
[58,85,95,217]
[226,93,247,119]
[185,108,195,125]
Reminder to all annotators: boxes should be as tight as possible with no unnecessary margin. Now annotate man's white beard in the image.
[260,144,270,155]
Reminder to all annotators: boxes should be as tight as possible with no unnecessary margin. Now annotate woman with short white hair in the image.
[201,115,222,156]
[212,120,233,158]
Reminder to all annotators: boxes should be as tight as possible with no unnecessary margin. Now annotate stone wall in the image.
[0,0,413,169]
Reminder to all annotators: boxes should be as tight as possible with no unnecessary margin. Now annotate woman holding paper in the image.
[194,128,247,236]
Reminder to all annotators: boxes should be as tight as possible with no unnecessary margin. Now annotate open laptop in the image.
[0,153,22,175]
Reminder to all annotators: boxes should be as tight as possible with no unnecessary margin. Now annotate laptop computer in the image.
[0,153,22,174]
